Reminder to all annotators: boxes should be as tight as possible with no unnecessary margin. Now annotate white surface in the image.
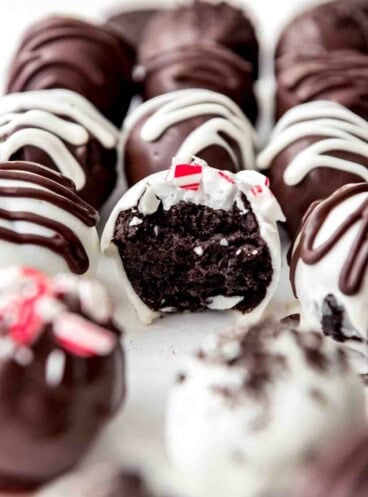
[0,1,365,497]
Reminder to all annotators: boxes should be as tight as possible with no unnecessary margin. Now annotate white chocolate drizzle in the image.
[258,101,368,185]
[124,89,257,170]
[0,90,119,190]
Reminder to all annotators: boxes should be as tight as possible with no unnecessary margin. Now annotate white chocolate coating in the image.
[166,323,366,497]
[0,90,119,190]
[101,159,285,324]
[258,101,368,185]
[123,89,257,170]
[0,163,99,276]
[292,189,368,374]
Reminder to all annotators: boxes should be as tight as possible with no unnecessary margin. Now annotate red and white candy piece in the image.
[54,313,117,358]
[0,267,117,358]
[167,163,203,191]
[251,176,271,196]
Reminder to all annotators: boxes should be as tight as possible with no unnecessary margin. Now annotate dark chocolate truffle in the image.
[106,8,161,52]
[258,101,368,238]
[0,267,125,491]
[137,1,259,122]
[275,1,368,119]
[0,161,100,275]
[0,90,119,209]
[293,432,368,497]
[102,160,284,324]
[289,182,368,375]
[6,16,135,126]
[123,89,257,187]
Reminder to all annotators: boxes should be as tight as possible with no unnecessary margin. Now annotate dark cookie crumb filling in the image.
[113,196,273,313]
[322,294,363,343]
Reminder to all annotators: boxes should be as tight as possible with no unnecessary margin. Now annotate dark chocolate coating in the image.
[268,137,368,238]
[275,1,368,119]
[0,292,125,490]
[138,1,259,122]
[113,197,273,314]
[11,131,117,210]
[124,114,244,187]
[293,432,368,497]
[140,1,259,75]
[276,1,368,59]
[6,16,135,126]
[106,9,161,52]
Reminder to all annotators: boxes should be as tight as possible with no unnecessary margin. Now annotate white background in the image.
[0,1,357,497]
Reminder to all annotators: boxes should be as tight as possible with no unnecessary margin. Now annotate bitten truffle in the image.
[102,159,284,324]
[258,101,368,237]
[137,1,259,122]
[6,16,135,126]
[0,90,119,209]
[123,89,257,186]
[0,161,99,275]
[167,320,366,497]
[0,267,125,491]
[290,182,368,375]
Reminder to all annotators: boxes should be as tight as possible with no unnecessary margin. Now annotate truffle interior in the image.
[113,195,272,313]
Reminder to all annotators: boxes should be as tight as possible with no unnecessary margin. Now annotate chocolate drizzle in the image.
[0,210,89,274]
[290,183,368,296]
[6,16,134,125]
[140,44,252,88]
[276,50,368,119]
[0,161,98,274]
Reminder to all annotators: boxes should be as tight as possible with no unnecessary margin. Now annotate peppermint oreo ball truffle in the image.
[258,101,368,238]
[167,320,366,497]
[123,89,257,187]
[6,16,135,126]
[275,1,368,120]
[0,267,125,491]
[0,161,99,275]
[290,182,368,375]
[293,432,368,497]
[0,90,119,209]
[102,160,284,324]
[138,1,259,122]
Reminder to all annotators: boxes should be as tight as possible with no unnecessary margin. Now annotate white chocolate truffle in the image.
[166,320,366,497]
[0,161,99,275]
[290,182,368,375]
[101,159,285,324]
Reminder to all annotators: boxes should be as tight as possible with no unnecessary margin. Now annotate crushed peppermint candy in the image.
[0,267,117,359]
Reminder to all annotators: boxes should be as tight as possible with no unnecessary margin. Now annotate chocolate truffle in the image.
[123,89,257,187]
[293,432,368,497]
[0,267,125,491]
[0,161,99,275]
[275,1,368,119]
[106,8,161,53]
[137,1,259,122]
[167,320,366,497]
[290,182,368,375]
[102,159,284,324]
[0,90,119,209]
[258,101,368,238]
[6,16,135,126]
